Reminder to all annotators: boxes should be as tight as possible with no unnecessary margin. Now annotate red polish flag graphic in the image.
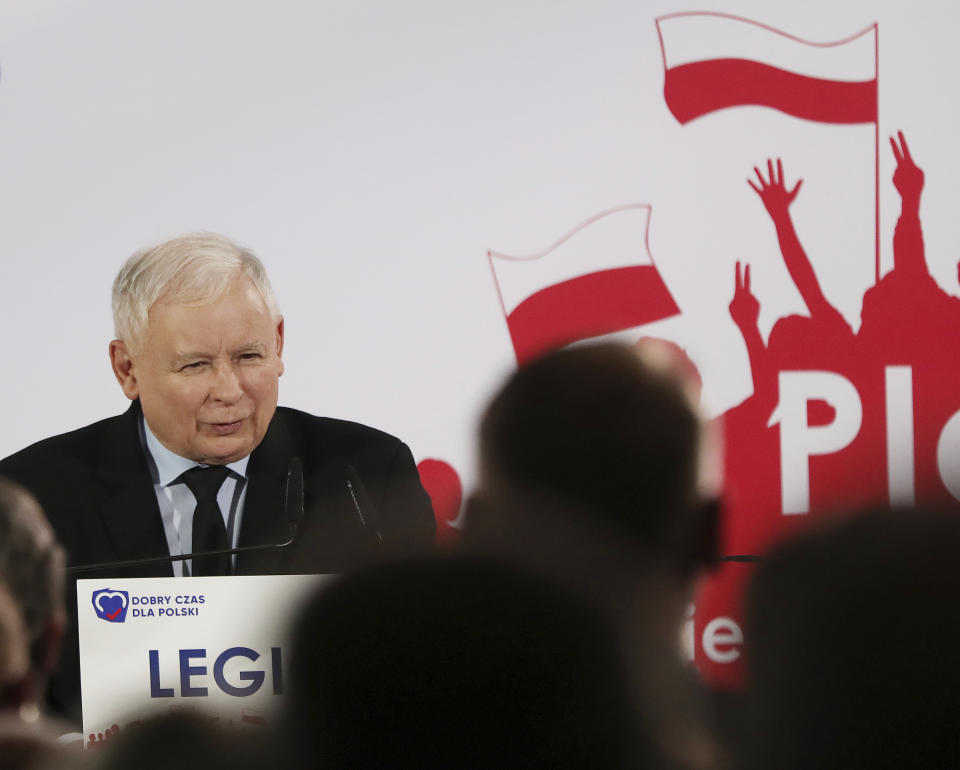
[655,12,877,125]
[488,205,679,366]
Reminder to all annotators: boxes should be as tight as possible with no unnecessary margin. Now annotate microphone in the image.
[717,554,763,563]
[284,456,305,541]
[66,457,306,576]
[345,465,383,544]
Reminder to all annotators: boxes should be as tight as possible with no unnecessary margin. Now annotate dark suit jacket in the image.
[0,400,435,719]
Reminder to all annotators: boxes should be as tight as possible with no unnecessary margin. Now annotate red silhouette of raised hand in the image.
[729,261,759,332]
[729,261,770,405]
[748,158,803,223]
[746,157,847,334]
[891,130,924,209]
[888,131,928,277]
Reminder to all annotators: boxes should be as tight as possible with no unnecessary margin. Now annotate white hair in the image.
[111,231,281,351]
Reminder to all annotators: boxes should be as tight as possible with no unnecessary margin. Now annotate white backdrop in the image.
[0,0,956,516]
[2,0,959,684]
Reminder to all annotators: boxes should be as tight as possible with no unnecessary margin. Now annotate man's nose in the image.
[210,363,244,403]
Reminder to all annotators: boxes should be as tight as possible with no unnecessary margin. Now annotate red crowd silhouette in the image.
[445,131,960,684]
[720,133,960,558]
[698,133,960,687]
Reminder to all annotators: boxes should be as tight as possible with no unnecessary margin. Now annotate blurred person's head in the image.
[0,583,28,710]
[475,341,718,575]
[285,556,644,769]
[89,710,267,770]
[0,585,72,768]
[746,507,960,770]
[0,713,76,770]
[0,479,65,712]
[633,336,704,405]
[466,342,723,770]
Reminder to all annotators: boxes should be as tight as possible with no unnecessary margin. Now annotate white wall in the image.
[0,0,954,499]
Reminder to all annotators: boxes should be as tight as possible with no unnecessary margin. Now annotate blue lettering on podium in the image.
[179,649,208,697]
[148,650,174,698]
[146,646,284,697]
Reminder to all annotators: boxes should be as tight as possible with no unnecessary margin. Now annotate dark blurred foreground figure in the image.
[0,478,66,724]
[0,716,75,770]
[88,710,268,770]
[284,556,644,769]
[0,579,77,769]
[746,507,960,770]
[0,578,74,770]
[475,341,713,557]
[463,342,723,770]
[0,582,28,712]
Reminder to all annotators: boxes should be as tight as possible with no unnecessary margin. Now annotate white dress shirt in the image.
[139,417,250,577]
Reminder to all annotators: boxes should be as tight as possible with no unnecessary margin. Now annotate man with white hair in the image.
[0,232,435,717]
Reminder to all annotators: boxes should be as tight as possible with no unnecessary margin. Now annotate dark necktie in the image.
[179,465,231,576]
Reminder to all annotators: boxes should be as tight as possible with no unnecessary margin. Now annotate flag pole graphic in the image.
[874,23,880,285]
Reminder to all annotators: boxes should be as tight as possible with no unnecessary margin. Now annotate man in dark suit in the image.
[0,231,435,719]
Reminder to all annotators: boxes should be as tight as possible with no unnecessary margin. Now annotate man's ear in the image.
[275,317,285,376]
[109,340,140,400]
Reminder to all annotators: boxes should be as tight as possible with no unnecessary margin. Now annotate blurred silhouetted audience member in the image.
[0,478,66,724]
[0,712,77,770]
[0,582,28,710]
[89,710,268,770]
[746,507,960,770]
[473,341,714,561]
[463,342,722,769]
[284,556,644,769]
[0,580,73,770]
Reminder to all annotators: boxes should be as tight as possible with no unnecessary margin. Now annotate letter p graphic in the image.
[769,371,863,515]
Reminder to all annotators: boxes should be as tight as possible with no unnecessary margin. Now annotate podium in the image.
[77,574,330,745]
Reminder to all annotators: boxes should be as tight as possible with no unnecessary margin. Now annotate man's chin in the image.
[193,435,258,465]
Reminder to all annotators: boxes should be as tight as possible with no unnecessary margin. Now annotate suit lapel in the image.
[94,401,173,577]
[236,409,370,575]
[236,410,296,575]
